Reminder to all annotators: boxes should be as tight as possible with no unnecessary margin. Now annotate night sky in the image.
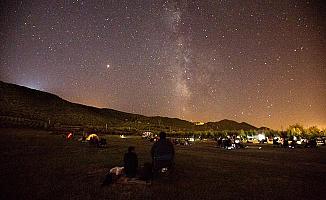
[1,0,325,129]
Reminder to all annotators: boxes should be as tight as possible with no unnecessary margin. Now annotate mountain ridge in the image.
[0,81,265,131]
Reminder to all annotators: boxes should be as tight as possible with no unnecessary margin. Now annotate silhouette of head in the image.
[128,146,135,152]
[159,131,166,139]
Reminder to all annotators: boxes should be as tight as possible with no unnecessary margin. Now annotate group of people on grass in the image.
[216,136,244,149]
[216,135,320,149]
[123,131,175,180]
[171,138,191,146]
[273,136,318,148]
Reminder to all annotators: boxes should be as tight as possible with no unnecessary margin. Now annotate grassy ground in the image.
[0,128,325,200]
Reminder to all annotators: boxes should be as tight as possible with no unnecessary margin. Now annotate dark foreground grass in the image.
[0,128,325,200]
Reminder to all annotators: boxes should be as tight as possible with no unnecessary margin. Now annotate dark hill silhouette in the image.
[0,81,262,131]
[0,81,193,130]
[198,119,257,131]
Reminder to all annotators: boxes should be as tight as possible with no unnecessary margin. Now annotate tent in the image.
[142,131,153,138]
[86,134,99,141]
[66,132,73,139]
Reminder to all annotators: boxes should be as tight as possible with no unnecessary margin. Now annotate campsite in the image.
[1,128,326,200]
[1,0,326,199]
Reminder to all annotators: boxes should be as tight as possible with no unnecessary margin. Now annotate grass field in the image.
[0,128,325,200]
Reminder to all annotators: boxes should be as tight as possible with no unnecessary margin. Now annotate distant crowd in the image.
[215,135,323,149]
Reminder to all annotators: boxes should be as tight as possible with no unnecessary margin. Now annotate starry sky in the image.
[1,0,325,129]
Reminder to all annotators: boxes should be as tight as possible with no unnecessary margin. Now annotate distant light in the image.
[107,64,110,68]
[194,122,204,125]
[24,82,43,91]
[258,134,265,141]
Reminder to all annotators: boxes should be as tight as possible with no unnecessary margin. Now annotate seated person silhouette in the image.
[151,132,175,174]
[124,146,138,178]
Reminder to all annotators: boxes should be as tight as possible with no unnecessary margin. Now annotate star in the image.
[0,0,324,130]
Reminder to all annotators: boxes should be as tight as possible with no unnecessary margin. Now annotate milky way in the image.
[0,0,325,129]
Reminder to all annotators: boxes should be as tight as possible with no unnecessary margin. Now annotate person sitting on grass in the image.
[151,132,175,174]
[124,146,138,178]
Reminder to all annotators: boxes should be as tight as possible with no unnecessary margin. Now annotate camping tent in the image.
[142,131,153,138]
[86,134,99,141]
[66,132,73,139]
